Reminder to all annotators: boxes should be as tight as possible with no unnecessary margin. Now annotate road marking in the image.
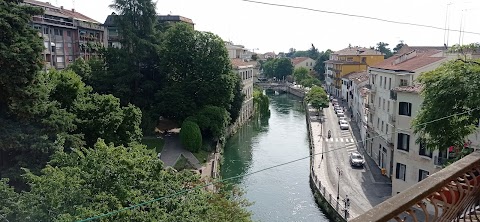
[340,138,344,142]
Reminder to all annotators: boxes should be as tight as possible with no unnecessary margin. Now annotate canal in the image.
[220,92,329,222]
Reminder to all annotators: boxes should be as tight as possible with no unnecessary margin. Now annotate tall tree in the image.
[314,49,332,81]
[375,42,393,58]
[273,58,294,79]
[413,57,480,152]
[305,86,329,111]
[393,40,405,54]
[293,67,309,83]
[308,44,320,60]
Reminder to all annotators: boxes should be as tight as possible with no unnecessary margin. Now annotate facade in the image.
[291,57,316,72]
[391,85,480,195]
[225,42,253,60]
[324,47,384,98]
[263,52,277,59]
[24,0,106,70]
[365,46,452,182]
[341,71,369,142]
[104,13,194,48]
[231,59,255,125]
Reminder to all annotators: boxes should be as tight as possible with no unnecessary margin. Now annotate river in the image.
[220,92,329,222]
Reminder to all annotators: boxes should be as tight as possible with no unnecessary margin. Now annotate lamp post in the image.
[336,167,343,200]
[344,195,350,219]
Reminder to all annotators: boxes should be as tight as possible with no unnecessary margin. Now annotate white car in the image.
[338,116,347,124]
[339,120,349,130]
[337,110,345,117]
[334,106,342,114]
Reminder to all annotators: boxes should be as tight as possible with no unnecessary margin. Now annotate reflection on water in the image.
[221,93,328,222]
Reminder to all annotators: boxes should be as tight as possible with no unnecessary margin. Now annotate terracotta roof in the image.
[324,60,363,65]
[333,47,383,56]
[24,0,55,8]
[372,46,446,72]
[343,71,368,84]
[394,84,423,93]
[24,0,99,23]
[291,57,311,65]
[60,8,99,23]
[231,58,257,69]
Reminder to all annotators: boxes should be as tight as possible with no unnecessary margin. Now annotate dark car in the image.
[349,151,365,167]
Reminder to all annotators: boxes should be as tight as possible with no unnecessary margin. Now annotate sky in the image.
[51,0,480,54]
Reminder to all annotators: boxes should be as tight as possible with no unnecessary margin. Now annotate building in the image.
[225,42,253,60]
[231,59,255,125]
[103,13,194,48]
[291,57,316,72]
[365,46,453,182]
[324,47,384,98]
[341,71,369,142]
[263,52,277,59]
[24,0,106,70]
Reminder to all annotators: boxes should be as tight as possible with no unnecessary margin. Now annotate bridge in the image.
[255,82,306,98]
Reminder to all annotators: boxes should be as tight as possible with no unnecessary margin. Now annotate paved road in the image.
[160,134,202,169]
[310,101,392,219]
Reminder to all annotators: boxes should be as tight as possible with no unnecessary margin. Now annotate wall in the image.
[295,58,316,72]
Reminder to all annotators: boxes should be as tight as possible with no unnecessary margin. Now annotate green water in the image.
[221,93,328,222]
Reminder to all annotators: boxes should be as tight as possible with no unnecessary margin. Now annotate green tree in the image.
[293,67,309,83]
[300,77,322,88]
[308,44,320,60]
[193,106,230,140]
[262,59,275,78]
[0,0,44,115]
[393,40,405,54]
[253,88,270,116]
[292,50,308,58]
[180,121,202,152]
[273,58,294,79]
[0,140,252,221]
[375,42,393,58]
[413,58,480,152]
[305,86,329,111]
[314,49,332,81]
[228,74,245,123]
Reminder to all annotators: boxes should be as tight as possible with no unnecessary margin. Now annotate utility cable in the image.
[239,0,480,36]
[78,107,478,222]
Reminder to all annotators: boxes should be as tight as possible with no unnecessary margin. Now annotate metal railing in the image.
[351,151,480,222]
[311,169,349,220]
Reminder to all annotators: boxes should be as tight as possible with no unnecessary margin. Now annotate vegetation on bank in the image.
[0,0,252,221]
[293,67,322,88]
[253,87,270,117]
[305,86,329,112]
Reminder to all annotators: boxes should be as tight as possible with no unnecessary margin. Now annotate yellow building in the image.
[324,47,384,97]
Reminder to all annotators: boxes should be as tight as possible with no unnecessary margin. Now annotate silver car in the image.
[339,120,349,130]
[338,116,347,124]
[337,110,345,117]
[349,151,365,167]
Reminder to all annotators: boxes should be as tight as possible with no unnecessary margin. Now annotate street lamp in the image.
[336,167,343,200]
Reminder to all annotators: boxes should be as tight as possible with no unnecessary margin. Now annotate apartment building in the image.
[231,59,255,125]
[324,47,384,98]
[365,46,450,181]
[341,71,369,142]
[103,13,194,48]
[24,0,106,70]
[291,57,316,72]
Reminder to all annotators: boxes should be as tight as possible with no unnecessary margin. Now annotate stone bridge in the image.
[255,82,306,98]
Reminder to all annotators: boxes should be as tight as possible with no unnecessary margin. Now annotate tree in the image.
[292,50,308,58]
[251,53,258,61]
[375,42,393,58]
[313,49,332,81]
[286,48,296,58]
[190,106,230,140]
[228,74,245,123]
[413,58,480,152]
[308,44,320,60]
[253,88,270,117]
[393,40,405,54]
[305,86,329,111]
[0,140,252,221]
[300,77,322,88]
[180,121,202,152]
[273,58,294,79]
[293,67,309,83]
[0,0,44,115]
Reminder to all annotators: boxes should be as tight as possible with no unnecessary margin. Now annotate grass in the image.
[141,137,165,153]
[193,149,210,164]
[173,154,195,171]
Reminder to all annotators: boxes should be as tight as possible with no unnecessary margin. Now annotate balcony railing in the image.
[351,151,480,222]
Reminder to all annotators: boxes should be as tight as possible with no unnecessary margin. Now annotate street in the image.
[310,100,392,218]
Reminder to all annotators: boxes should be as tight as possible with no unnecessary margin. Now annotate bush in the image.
[180,121,202,152]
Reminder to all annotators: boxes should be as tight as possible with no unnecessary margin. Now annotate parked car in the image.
[332,98,338,104]
[339,120,349,130]
[334,106,342,114]
[336,110,345,117]
[338,116,347,124]
[349,151,365,167]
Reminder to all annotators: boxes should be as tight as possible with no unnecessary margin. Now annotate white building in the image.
[391,85,480,195]
[291,57,316,72]
[365,46,451,181]
[225,41,253,60]
[231,59,255,125]
[342,71,369,143]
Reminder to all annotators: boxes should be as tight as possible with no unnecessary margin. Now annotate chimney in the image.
[72,8,75,12]
[60,6,63,9]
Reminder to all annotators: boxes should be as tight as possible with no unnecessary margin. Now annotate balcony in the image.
[351,151,480,222]
[390,90,397,100]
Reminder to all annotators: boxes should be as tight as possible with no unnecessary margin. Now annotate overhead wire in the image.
[238,0,480,36]
[77,107,479,222]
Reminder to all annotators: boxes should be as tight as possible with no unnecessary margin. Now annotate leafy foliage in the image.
[413,58,480,151]
[313,49,332,81]
[186,106,231,140]
[253,88,270,117]
[308,44,320,60]
[0,140,252,222]
[228,74,245,123]
[393,40,405,54]
[375,42,393,58]
[180,121,202,152]
[305,86,329,111]
[293,67,309,83]
[262,58,294,79]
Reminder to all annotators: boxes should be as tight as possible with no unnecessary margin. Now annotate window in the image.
[54,29,62,36]
[400,79,408,86]
[68,56,73,62]
[347,57,353,61]
[377,118,380,128]
[399,102,412,116]
[380,76,383,87]
[386,125,389,135]
[384,77,387,89]
[418,169,429,182]
[419,141,432,157]
[44,41,49,49]
[387,101,390,112]
[381,121,384,132]
[362,57,366,63]
[396,163,406,181]
[67,43,72,48]
[43,27,48,34]
[397,133,410,151]
[56,56,64,63]
[389,78,392,89]
[382,98,385,110]
[56,42,63,48]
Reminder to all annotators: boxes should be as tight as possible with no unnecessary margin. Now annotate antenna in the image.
[458,10,464,46]
[72,0,75,10]
[443,3,452,47]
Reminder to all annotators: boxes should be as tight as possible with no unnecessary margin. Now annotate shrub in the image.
[180,120,202,152]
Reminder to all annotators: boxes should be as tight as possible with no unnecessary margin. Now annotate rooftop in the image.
[104,13,194,27]
[333,47,383,56]
[371,45,446,72]
[231,58,257,69]
[25,0,99,23]
[343,71,368,84]
[324,60,363,65]
[291,57,311,65]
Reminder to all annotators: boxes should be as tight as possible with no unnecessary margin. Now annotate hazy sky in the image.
[52,0,480,53]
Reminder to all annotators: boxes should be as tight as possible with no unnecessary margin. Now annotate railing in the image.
[351,151,480,222]
[390,90,398,100]
[311,168,349,220]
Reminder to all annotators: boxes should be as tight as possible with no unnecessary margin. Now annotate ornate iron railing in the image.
[351,151,480,222]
